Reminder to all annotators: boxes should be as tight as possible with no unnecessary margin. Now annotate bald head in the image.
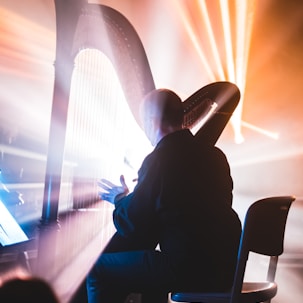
[141,89,184,145]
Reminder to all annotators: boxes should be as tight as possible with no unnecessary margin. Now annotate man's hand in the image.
[98,175,129,204]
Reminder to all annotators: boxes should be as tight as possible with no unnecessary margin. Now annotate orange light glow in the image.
[219,0,236,82]
[1,2,303,303]
[168,0,280,144]
[172,0,216,81]
[197,0,226,80]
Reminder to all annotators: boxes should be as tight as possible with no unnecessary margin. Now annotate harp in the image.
[34,0,240,301]
[35,1,156,301]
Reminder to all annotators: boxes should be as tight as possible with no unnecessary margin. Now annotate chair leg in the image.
[267,256,278,282]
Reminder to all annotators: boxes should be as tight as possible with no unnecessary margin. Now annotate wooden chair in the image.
[171,196,295,303]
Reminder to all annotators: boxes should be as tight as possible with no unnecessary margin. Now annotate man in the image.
[86,88,242,303]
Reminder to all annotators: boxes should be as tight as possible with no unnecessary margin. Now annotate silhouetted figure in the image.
[86,89,242,303]
[0,277,59,303]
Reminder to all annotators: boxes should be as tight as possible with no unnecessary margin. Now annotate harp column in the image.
[36,0,79,275]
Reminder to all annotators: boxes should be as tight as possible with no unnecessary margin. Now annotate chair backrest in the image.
[230,196,295,303]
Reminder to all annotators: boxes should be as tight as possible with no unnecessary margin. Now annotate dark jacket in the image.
[113,129,241,290]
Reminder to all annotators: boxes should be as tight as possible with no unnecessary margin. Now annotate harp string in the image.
[48,49,145,299]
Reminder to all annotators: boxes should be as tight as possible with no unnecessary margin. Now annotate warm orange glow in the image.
[241,121,279,140]
[197,0,226,80]
[227,0,254,144]
[172,0,216,81]
[219,0,236,82]
[1,2,303,303]
[0,7,55,72]
[168,0,270,144]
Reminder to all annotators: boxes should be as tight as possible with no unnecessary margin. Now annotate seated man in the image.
[86,88,242,303]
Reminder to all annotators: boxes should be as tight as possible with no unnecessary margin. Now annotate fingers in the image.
[120,175,128,190]
[99,178,117,189]
[120,175,126,187]
[97,176,129,204]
